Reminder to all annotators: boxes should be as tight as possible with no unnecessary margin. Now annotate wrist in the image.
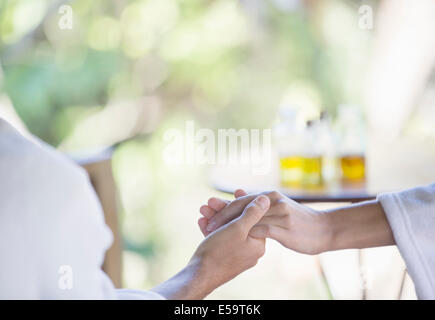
[320,205,355,252]
[151,256,216,300]
[315,209,337,254]
[185,256,219,299]
[320,200,394,252]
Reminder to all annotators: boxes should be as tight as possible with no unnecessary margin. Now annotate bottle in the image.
[274,105,305,188]
[302,119,323,189]
[335,105,366,183]
[318,111,339,187]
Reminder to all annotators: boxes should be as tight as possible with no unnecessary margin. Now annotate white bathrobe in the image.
[0,119,163,299]
[379,185,435,300]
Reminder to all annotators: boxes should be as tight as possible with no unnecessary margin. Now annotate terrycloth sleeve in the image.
[378,183,435,299]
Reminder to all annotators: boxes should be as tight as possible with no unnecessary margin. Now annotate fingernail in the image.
[256,196,268,209]
[206,221,216,232]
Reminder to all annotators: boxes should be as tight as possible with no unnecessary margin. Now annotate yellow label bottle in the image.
[302,156,323,188]
[340,154,365,181]
[279,155,304,188]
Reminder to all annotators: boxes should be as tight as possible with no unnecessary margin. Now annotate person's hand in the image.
[193,195,270,289]
[198,188,248,236]
[199,190,332,255]
[152,195,270,299]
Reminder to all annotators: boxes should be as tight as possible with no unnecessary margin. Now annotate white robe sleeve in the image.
[378,183,435,299]
[0,119,164,300]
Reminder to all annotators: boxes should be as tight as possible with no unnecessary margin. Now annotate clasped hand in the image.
[198,189,332,255]
[153,189,391,299]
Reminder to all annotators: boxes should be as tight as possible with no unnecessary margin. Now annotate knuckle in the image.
[275,200,289,212]
[268,190,281,199]
[247,204,262,219]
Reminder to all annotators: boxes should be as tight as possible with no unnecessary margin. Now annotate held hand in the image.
[152,195,270,300]
[248,192,331,255]
[199,190,332,255]
[192,195,270,293]
[198,189,248,236]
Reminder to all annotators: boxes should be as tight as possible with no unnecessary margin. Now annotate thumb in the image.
[236,195,270,232]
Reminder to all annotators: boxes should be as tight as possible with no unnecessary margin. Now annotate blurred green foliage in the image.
[0,0,371,144]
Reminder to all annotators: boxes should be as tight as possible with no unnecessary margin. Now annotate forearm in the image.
[150,258,216,300]
[324,200,395,251]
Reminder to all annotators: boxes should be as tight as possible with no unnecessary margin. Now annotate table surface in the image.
[209,164,377,203]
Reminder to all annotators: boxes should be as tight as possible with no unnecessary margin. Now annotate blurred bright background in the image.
[1,0,435,299]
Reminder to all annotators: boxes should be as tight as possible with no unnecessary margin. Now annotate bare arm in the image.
[200,191,395,255]
[325,200,395,251]
[151,258,213,300]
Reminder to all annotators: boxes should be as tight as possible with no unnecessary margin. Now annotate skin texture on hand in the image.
[152,195,270,299]
[199,189,395,255]
[200,190,332,255]
[198,188,248,235]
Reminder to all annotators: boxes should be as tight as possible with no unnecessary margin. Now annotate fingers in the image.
[199,191,248,236]
[199,198,228,223]
[236,195,270,233]
[207,197,228,212]
[250,215,289,228]
[249,224,287,244]
[202,191,247,219]
[206,194,257,232]
[199,205,217,219]
[234,189,247,198]
[198,217,209,236]
[206,190,247,213]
